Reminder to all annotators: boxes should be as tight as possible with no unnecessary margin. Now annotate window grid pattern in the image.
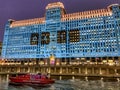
[2,4,120,58]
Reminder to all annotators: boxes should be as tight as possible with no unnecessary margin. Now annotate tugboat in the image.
[9,73,55,86]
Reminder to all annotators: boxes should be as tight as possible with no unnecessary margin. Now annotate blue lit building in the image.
[0,42,2,57]
[2,2,120,62]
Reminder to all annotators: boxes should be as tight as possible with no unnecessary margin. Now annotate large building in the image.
[2,2,120,62]
[0,42,2,57]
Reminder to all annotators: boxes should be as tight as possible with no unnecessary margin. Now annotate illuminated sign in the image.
[69,29,80,42]
[50,54,55,65]
[57,30,66,43]
[30,33,39,45]
[41,32,50,45]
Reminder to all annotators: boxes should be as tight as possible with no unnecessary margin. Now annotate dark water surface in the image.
[0,75,120,90]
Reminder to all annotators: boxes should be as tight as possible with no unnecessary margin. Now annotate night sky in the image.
[0,0,120,42]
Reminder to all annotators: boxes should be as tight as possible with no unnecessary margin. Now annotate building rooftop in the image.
[9,2,119,28]
[46,2,64,9]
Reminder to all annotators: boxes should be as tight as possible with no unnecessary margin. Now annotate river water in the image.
[0,75,120,90]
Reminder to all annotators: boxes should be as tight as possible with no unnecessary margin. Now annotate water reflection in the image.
[0,75,120,90]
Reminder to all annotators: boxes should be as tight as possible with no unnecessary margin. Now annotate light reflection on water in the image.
[0,75,120,90]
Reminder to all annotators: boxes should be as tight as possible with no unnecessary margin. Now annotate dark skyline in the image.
[0,0,120,41]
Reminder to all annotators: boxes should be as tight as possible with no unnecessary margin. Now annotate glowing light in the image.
[46,2,64,9]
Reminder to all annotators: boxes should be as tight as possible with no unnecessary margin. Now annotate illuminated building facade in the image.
[2,2,120,62]
[0,42,2,57]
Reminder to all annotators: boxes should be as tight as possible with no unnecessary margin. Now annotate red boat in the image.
[9,74,55,86]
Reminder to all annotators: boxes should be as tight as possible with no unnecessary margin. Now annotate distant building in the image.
[2,2,120,62]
